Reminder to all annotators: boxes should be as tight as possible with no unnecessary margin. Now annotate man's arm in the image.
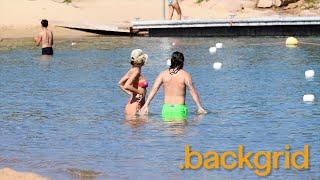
[185,73,207,114]
[139,72,163,114]
[34,33,42,46]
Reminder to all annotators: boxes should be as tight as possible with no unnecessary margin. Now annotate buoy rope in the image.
[300,41,320,46]
[246,41,320,47]
[246,42,283,46]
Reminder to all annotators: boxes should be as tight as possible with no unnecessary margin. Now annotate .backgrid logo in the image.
[179,145,309,176]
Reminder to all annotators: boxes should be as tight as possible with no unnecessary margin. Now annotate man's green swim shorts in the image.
[162,104,188,121]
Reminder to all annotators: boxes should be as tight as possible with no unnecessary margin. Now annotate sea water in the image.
[0,37,319,179]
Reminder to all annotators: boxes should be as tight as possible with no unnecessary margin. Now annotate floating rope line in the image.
[246,41,320,47]
[300,41,320,46]
[246,42,283,46]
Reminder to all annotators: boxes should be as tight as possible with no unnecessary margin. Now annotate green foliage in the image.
[304,0,319,9]
[305,0,318,3]
[63,0,72,3]
[196,0,208,3]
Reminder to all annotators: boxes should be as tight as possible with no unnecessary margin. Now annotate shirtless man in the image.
[140,51,206,121]
[168,0,182,20]
[34,19,54,55]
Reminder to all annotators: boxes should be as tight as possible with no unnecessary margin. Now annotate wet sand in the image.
[0,168,47,180]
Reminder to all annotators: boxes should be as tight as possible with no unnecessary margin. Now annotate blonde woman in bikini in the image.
[118,49,148,116]
[168,0,182,20]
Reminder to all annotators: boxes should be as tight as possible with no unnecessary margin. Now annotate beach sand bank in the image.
[1,0,319,39]
[0,168,47,180]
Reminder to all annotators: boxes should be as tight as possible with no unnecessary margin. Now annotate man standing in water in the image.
[34,19,54,55]
[140,51,207,121]
[168,0,182,20]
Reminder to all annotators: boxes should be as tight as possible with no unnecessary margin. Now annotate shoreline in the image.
[0,26,97,39]
[0,168,47,180]
[1,0,319,39]
[3,15,320,39]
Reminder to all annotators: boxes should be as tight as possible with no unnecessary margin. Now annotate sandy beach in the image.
[1,0,319,39]
[0,168,47,180]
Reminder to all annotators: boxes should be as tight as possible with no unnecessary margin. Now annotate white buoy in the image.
[209,47,217,54]
[305,70,315,79]
[167,59,171,66]
[285,37,298,48]
[216,43,223,49]
[303,94,315,103]
[71,42,76,46]
[286,37,298,46]
[213,62,222,70]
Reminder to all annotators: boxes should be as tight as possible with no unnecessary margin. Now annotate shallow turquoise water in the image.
[0,37,319,179]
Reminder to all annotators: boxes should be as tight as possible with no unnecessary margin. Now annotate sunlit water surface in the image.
[0,37,319,179]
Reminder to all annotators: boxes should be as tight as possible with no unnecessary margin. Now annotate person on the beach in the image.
[119,49,148,116]
[168,0,182,20]
[34,19,54,55]
[140,51,206,121]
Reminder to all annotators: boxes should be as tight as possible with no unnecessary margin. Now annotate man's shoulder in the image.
[180,69,191,76]
[160,69,168,75]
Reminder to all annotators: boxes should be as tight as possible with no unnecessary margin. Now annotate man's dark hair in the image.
[41,19,48,27]
[169,51,184,74]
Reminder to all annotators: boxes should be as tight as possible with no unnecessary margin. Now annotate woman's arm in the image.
[124,69,144,95]
[118,72,132,96]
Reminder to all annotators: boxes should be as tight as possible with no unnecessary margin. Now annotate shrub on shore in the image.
[196,0,208,3]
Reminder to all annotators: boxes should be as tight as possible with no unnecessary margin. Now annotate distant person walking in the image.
[34,19,54,55]
[168,0,182,20]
